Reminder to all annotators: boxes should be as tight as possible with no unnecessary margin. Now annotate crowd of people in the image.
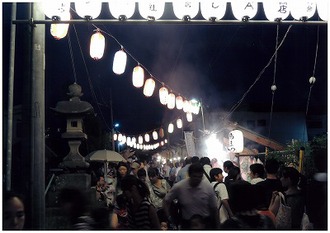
[3,155,327,230]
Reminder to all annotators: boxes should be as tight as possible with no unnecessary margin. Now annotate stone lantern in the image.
[51,82,94,169]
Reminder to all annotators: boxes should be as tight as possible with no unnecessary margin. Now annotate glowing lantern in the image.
[176,95,184,110]
[231,0,258,20]
[172,0,199,20]
[75,0,102,19]
[43,1,70,19]
[290,0,317,20]
[132,137,136,144]
[139,0,165,20]
[183,99,190,113]
[167,93,176,109]
[316,0,328,21]
[176,118,183,129]
[113,49,127,75]
[113,133,118,141]
[145,133,150,142]
[121,135,126,144]
[168,123,174,133]
[200,0,227,20]
[90,30,105,60]
[118,133,123,142]
[159,86,168,105]
[159,128,165,138]
[108,0,136,19]
[228,130,244,153]
[262,0,291,21]
[186,112,193,122]
[143,78,156,97]
[190,99,200,115]
[152,130,158,140]
[132,65,145,88]
[138,135,143,144]
[50,12,70,40]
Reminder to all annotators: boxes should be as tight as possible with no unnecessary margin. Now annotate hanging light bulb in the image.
[159,86,168,105]
[143,78,156,97]
[138,135,143,144]
[159,128,164,138]
[200,0,227,21]
[167,92,176,109]
[168,123,174,133]
[138,0,165,20]
[74,0,102,19]
[50,11,70,40]
[271,84,277,91]
[90,29,105,60]
[108,0,136,19]
[144,133,150,142]
[186,112,193,122]
[113,49,127,75]
[176,95,183,110]
[152,130,158,140]
[176,118,183,129]
[309,76,316,84]
[132,65,144,88]
[231,0,258,20]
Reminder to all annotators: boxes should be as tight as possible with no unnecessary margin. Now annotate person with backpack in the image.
[210,168,234,223]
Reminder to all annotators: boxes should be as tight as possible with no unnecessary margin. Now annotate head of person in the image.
[210,167,224,182]
[121,175,150,200]
[249,163,265,179]
[223,160,234,173]
[116,162,129,178]
[188,163,204,187]
[130,161,141,176]
[3,191,25,230]
[264,158,279,175]
[227,166,242,181]
[191,156,200,164]
[280,166,301,189]
[137,168,147,183]
[200,157,211,166]
[148,167,160,184]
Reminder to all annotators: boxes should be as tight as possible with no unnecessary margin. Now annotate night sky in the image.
[3,2,328,139]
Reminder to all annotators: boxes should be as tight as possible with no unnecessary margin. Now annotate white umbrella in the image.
[86,150,126,178]
[86,149,126,162]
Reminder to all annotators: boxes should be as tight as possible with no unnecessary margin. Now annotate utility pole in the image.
[110,88,115,151]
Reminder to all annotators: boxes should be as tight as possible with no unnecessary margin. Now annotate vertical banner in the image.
[184,131,196,157]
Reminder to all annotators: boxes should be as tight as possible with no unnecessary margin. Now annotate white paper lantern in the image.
[186,112,193,122]
[113,49,127,75]
[228,130,244,153]
[172,0,199,20]
[143,78,156,97]
[168,123,174,133]
[138,0,165,20]
[290,0,317,20]
[138,135,143,144]
[50,12,70,40]
[231,0,258,20]
[176,118,183,129]
[183,99,190,113]
[113,133,118,141]
[316,0,328,21]
[167,93,176,109]
[108,0,136,19]
[152,130,158,140]
[200,0,227,20]
[132,65,145,88]
[90,30,105,60]
[75,0,102,19]
[159,86,168,105]
[262,0,291,21]
[144,133,150,142]
[43,1,70,19]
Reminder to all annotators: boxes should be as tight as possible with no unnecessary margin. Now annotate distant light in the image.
[309,76,316,84]
[186,112,193,122]
[176,95,183,110]
[114,123,119,128]
[176,118,183,129]
[168,123,174,133]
